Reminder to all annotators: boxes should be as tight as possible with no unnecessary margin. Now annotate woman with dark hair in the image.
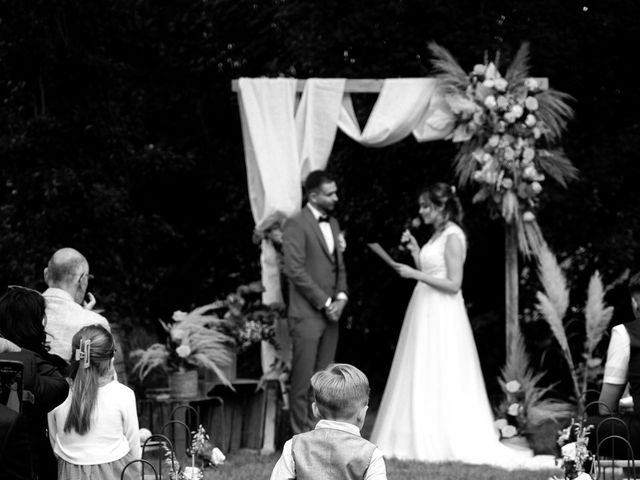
[0,287,69,480]
[371,183,535,467]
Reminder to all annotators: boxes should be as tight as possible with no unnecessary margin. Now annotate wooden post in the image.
[505,221,519,357]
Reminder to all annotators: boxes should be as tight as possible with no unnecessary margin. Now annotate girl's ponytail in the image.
[64,325,115,435]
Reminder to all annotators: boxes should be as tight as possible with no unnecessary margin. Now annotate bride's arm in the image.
[394,235,464,294]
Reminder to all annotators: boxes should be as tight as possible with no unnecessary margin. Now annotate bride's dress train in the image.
[370,223,555,470]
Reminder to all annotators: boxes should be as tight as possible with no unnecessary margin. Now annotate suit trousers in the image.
[288,315,339,435]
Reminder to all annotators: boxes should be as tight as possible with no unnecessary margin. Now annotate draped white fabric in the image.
[338,78,452,146]
[236,77,454,377]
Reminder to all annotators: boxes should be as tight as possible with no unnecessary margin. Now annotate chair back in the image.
[121,458,158,480]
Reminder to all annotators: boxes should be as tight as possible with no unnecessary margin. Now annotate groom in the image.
[282,169,348,434]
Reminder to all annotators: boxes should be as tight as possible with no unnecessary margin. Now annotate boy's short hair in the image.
[630,271,640,296]
[310,363,370,420]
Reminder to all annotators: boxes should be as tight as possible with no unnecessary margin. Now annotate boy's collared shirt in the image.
[270,419,387,480]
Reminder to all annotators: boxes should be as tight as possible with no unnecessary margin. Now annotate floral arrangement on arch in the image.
[429,42,578,256]
[555,419,594,480]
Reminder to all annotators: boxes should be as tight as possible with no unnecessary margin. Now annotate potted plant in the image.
[130,304,236,398]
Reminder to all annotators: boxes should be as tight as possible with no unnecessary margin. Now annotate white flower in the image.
[523,165,538,179]
[504,112,516,124]
[525,96,539,111]
[473,171,483,181]
[497,121,506,133]
[533,127,542,139]
[172,311,188,322]
[525,114,537,127]
[522,147,536,162]
[211,447,226,465]
[484,95,497,109]
[501,425,517,438]
[484,62,498,80]
[473,64,487,76]
[511,105,524,118]
[171,328,185,341]
[488,135,500,148]
[525,77,540,91]
[482,153,493,164]
[531,181,543,194]
[522,211,536,222]
[473,111,485,125]
[496,95,509,109]
[495,418,508,429]
[505,380,521,393]
[176,345,192,358]
[561,442,577,460]
[494,78,508,92]
[508,403,521,416]
[503,147,515,161]
[502,178,513,189]
[482,79,495,89]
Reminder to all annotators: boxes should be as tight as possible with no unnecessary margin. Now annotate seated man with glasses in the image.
[43,248,111,363]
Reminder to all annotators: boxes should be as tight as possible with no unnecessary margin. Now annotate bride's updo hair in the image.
[420,182,464,227]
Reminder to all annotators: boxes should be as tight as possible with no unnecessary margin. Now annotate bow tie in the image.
[318,215,330,223]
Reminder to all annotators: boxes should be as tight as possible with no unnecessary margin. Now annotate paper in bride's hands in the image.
[367,243,398,269]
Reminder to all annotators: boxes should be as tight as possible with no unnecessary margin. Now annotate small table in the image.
[138,378,284,455]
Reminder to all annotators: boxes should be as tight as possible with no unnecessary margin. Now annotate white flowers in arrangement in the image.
[555,420,594,480]
[429,42,578,255]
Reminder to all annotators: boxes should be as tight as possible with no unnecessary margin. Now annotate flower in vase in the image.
[211,447,226,465]
[501,425,518,438]
[176,345,192,358]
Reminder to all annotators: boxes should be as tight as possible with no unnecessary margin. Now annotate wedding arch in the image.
[231,74,550,378]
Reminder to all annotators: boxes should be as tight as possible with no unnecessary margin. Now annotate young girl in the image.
[48,324,141,479]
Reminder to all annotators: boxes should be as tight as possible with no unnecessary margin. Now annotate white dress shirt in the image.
[44,288,111,362]
[603,324,630,385]
[307,203,335,255]
[270,419,387,480]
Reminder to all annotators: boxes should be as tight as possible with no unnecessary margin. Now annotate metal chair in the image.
[596,434,637,480]
[170,404,200,427]
[120,458,158,480]
[162,419,192,460]
[142,433,177,479]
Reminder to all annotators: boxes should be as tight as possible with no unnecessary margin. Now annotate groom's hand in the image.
[326,299,347,322]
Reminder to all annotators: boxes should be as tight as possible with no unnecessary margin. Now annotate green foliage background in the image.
[1,0,639,394]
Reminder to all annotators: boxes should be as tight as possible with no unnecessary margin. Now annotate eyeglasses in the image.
[79,272,95,281]
[8,285,42,295]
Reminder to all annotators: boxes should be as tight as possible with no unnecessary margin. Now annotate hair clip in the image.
[75,339,91,368]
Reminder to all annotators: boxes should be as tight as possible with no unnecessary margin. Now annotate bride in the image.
[370,183,544,468]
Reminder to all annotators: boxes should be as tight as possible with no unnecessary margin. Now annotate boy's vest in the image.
[291,427,377,480]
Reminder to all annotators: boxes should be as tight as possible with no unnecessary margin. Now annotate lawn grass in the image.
[200,449,562,480]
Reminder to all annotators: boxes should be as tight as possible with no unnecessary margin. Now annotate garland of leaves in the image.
[429,42,578,256]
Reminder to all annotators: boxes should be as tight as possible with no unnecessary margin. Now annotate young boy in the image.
[270,363,387,480]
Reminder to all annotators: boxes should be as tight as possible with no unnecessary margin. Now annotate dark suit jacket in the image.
[0,350,68,480]
[282,206,348,320]
[0,405,33,479]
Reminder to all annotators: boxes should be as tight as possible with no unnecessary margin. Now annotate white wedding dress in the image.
[370,223,554,469]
